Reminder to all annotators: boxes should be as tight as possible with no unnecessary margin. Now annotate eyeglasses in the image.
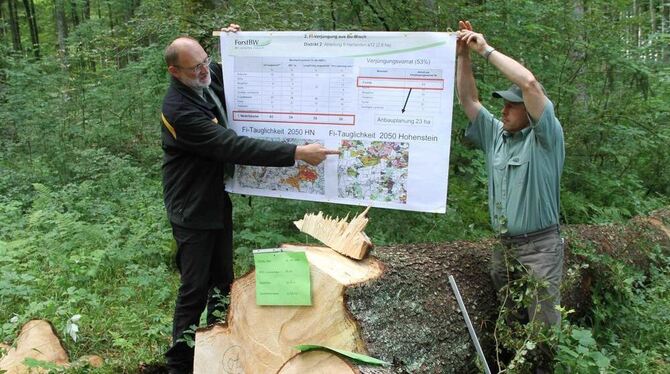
[175,56,211,74]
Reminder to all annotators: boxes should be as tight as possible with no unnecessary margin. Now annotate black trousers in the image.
[165,196,233,373]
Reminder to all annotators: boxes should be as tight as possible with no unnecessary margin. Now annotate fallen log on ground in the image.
[0,320,68,374]
[0,320,103,373]
[194,208,670,373]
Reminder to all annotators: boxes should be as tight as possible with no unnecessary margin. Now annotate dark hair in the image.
[164,36,199,67]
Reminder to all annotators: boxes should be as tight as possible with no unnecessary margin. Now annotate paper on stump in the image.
[253,248,311,306]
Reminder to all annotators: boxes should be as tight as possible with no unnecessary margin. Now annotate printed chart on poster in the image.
[221,31,456,213]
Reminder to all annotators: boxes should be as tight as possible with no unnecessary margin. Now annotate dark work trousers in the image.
[165,195,234,373]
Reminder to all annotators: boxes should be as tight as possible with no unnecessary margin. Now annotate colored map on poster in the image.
[338,140,409,203]
[236,138,325,195]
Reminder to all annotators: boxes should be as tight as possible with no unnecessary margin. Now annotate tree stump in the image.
[194,245,383,373]
[194,208,670,373]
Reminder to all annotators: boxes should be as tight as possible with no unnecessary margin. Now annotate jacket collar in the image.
[170,76,215,111]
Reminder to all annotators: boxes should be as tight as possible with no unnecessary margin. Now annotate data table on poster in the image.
[221,31,456,213]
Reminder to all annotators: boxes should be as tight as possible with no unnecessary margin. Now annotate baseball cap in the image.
[492,83,547,103]
[492,84,524,103]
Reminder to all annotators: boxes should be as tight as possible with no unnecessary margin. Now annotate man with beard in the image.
[160,24,339,373]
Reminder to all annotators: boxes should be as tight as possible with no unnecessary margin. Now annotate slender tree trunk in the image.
[663,0,669,63]
[635,0,642,48]
[69,0,79,27]
[22,0,40,58]
[54,0,68,64]
[570,0,588,114]
[650,0,656,33]
[0,0,7,40]
[106,0,114,33]
[82,0,89,20]
[8,0,21,51]
[330,0,336,30]
[28,0,37,48]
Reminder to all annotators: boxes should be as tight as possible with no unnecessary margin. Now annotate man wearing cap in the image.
[160,24,339,373]
[455,19,565,334]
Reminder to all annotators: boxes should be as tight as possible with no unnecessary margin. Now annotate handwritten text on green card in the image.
[254,249,311,306]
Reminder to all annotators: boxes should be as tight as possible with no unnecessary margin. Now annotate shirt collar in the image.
[503,125,532,140]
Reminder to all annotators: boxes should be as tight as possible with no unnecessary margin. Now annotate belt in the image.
[500,224,560,246]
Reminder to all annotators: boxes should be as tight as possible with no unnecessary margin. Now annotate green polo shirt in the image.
[465,100,564,235]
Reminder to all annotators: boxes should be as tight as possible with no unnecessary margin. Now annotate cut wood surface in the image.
[0,320,69,374]
[293,208,372,259]
[194,245,383,374]
[194,209,670,373]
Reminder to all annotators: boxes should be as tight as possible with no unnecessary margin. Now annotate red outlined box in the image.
[232,110,355,125]
[357,76,444,90]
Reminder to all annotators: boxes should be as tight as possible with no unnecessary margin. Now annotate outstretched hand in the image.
[456,20,488,55]
[295,143,340,166]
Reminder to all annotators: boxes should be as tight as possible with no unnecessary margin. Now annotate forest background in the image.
[0,0,668,372]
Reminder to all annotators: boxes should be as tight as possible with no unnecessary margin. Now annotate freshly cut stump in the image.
[194,245,383,374]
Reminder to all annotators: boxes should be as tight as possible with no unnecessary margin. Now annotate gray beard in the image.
[181,73,211,90]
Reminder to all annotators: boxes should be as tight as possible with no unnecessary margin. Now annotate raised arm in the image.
[457,21,547,121]
[455,21,483,122]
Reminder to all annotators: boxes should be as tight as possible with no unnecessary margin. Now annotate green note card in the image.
[294,344,390,366]
[253,249,311,306]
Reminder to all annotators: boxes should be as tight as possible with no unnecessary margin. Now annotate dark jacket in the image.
[160,62,297,229]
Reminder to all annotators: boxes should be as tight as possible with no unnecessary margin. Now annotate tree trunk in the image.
[0,320,69,374]
[54,0,68,64]
[7,0,21,51]
[194,210,670,373]
[22,0,39,58]
[0,0,6,40]
[664,0,669,63]
[69,0,79,27]
[106,0,114,33]
[82,0,89,20]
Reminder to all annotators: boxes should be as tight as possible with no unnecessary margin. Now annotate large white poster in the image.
[221,31,456,213]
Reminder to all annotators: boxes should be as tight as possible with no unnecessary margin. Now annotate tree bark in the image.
[7,0,21,51]
[194,209,670,373]
[22,0,39,58]
[54,0,68,64]
[82,0,89,20]
[69,0,79,27]
[664,0,669,63]
[0,0,6,40]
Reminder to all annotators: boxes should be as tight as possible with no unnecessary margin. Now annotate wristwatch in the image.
[483,46,496,61]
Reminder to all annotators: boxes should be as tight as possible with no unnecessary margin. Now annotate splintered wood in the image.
[293,207,372,260]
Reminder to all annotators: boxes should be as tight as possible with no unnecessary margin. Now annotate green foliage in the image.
[491,236,670,373]
[0,0,668,372]
[554,322,612,374]
[550,236,670,372]
[0,148,175,369]
[588,245,670,372]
